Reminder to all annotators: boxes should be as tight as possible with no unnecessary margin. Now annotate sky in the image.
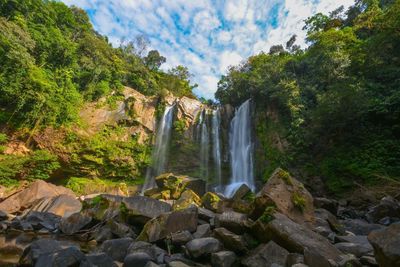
[61,0,355,99]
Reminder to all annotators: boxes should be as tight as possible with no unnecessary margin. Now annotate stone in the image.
[341,219,385,235]
[185,237,222,258]
[173,189,201,211]
[137,206,198,243]
[211,251,236,267]
[29,194,82,218]
[155,173,185,199]
[253,168,315,225]
[84,194,124,221]
[193,224,211,239]
[92,225,113,242]
[335,235,373,256]
[123,252,154,267]
[314,208,345,234]
[201,192,221,212]
[171,230,193,246]
[35,246,86,267]
[122,196,172,225]
[366,196,400,224]
[251,213,343,267]
[0,210,8,221]
[314,197,339,215]
[286,253,305,266]
[100,237,134,262]
[335,242,372,257]
[360,255,378,266]
[242,241,288,267]
[368,223,400,267]
[214,227,247,253]
[86,253,117,267]
[231,184,251,201]
[19,239,79,266]
[182,177,206,197]
[126,241,166,263]
[22,211,61,231]
[215,211,249,234]
[60,212,92,234]
[0,180,75,214]
[168,261,191,267]
[107,219,135,238]
[198,207,215,222]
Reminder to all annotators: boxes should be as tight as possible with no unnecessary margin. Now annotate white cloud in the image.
[61,0,356,99]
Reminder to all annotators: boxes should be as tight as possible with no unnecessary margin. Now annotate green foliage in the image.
[292,191,306,211]
[173,119,187,135]
[0,149,60,186]
[0,0,196,129]
[259,205,276,223]
[277,169,293,185]
[216,0,400,194]
[0,133,7,153]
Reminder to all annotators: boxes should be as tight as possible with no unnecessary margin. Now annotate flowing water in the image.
[211,108,222,189]
[142,104,175,191]
[226,99,255,196]
[198,109,209,181]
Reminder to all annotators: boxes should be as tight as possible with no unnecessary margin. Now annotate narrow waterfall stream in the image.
[198,109,210,181]
[211,108,222,189]
[142,104,175,191]
[225,99,255,196]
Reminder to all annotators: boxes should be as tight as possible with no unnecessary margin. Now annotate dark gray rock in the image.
[0,210,8,221]
[35,246,86,267]
[100,237,134,262]
[314,208,345,235]
[341,219,385,235]
[183,177,206,197]
[123,252,154,267]
[92,225,113,242]
[214,227,247,253]
[122,196,172,225]
[185,237,222,258]
[193,224,211,239]
[86,253,117,267]
[126,241,166,264]
[60,212,92,234]
[107,220,135,238]
[232,184,251,201]
[211,251,236,267]
[314,197,339,215]
[366,196,400,224]
[215,211,249,234]
[286,253,305,266]
[24,211,61,231]
[368,223,400,267]
[198,207,215,222]
[335,242,372,257]
[137,206,198,243]
[171,231,193,246]
[360,255,378,266]
[242,241,288,267]
[168,261,191,267]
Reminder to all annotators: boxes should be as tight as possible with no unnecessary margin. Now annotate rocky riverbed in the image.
[0,169,399,267]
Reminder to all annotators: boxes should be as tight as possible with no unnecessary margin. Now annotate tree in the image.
[144,50,166,70]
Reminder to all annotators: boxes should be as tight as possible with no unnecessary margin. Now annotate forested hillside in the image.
[216,0,400,193]
[0,0,196,129]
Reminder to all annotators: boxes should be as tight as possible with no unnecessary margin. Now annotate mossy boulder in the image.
[201,192,221,212]
[155,173,185,199]
[252,168,315,225]
[173,189,202,211]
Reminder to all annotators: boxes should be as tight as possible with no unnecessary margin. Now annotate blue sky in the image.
[62,0,355,99]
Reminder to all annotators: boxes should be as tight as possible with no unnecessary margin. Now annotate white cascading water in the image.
[199,109,209,181]
[211,108,222,189]
[225,99,255,197]
[142,104,175,191]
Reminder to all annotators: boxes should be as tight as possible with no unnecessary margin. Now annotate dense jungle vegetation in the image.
[216,0,400,193]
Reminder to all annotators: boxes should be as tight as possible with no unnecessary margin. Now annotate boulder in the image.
[171,231,193,246]
[193,224,211,239]
[28,194,82,218]
[137,206,198,242]
[314,208,345,235]
[366,196,400,224]
[122,196,172,225]
[215,211,250,234]
[253,168,314,224]
[335,242,372,258]
[231,184,251,201]
[211,251,237,267]
[126,241,166,264]
[198,207,215,222]
[173,189,201,211]
[84,194,124,221]
[341,219,385,235]
[185,237,222,258]
[60,212,92,234]
[242,241,289,267]
[251,213,343,267]
[368,223,400,267]
[214,227,247,253]
[360,255,378,267]
[286,253,305,266]
[168,261,191,267]
[35,246,87,267]
[100,237,134,261]
[19,239,79,266]
[0,210,8,221]
[86,253,117,267]
[155,173,185,199]
[0,180,75,214]
[107,219,136,238]
[19,211,60,231]
[201,192,221,212]
[182,177,206,197]
[123,252,154,267]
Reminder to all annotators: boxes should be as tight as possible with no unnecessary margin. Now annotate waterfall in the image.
[225,99,255,196]
[142,104,175,191]
[199,109,209,181]
[211,108,222,189]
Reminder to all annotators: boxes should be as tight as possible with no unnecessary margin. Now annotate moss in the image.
[173,119,187,135]
[292,191,306,211]
[243,191,256,201]
[66,177,132,195]
[259,205,276,223]
[277,169,293,185]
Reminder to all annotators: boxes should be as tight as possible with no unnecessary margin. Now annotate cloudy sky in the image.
[62,0,355,99]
